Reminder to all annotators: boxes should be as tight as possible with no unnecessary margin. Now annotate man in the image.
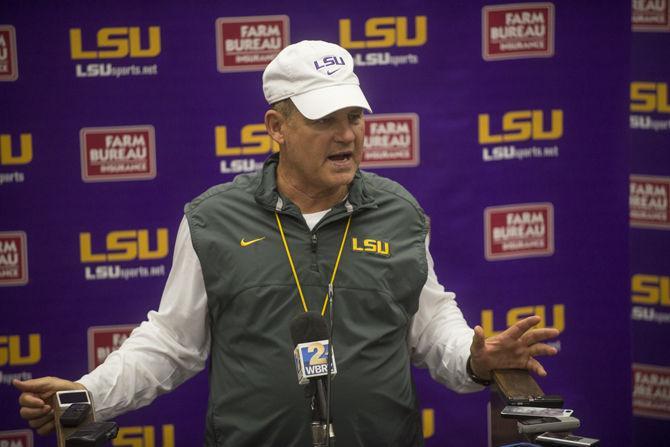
[15,40,558,446]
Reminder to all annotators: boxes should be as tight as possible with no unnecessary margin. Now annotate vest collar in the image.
[254,153,377,217]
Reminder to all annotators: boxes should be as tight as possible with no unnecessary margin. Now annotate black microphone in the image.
[290,311,336,447]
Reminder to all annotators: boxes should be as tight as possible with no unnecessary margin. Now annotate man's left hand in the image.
[469,315,559,380]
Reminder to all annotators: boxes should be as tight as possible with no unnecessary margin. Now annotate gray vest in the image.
[185,154,428,446]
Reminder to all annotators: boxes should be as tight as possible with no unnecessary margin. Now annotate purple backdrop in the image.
[3,0,660,445]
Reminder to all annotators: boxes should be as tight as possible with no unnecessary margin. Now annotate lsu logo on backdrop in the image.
[0,133,33,166]
[80,126,156,182]
[632,363,670,420]
[88,325,137,371]
[339,16,426,67]
[632,0,670,32]
[631,273,670,324]
[478,109,562,162]
[485,203,554,260]
[0,334,41,367]
[113,425,174,447]
[216,15,289,72]
[79,228,169,281]
[69,26,160,78]
[0,430,33,447]
[0,232,28,286]
[482,3,554,60]
[630,81,670,130]
[0,25,18,81]
[630,175,670,229]
[215,122,279,174]
[480,304,565,339]
[361,113,420,168]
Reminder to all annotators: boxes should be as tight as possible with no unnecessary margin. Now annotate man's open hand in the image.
[469,315,559,380]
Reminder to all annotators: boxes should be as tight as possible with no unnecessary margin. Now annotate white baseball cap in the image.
[262,40,372,119]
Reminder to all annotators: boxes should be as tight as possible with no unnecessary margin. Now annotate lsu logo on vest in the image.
[80,126,156,182]
[113,425,174,447]
[88,324,138,371]
[0,429,33,447]
[351,237,390,256]
[215,123,279,174]
[0,25,19,81]
[216,15,289,72]
[0,333,41,366]
[0,231,28,286]
[632,0,670,32]
[480,304,565,339]
[339,16,426,67]
[482,3,555,61]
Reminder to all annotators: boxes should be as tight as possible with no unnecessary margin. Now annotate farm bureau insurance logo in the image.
[361,113,419,168]
[80,126,156,182]
[0,25,18,81]
[482,3,554,60]
[0,133,32,186]
[0,231,28,286]
[478,109,562,161]
[630,81,670,131]
[216,15,289,72]
[79,228,169,281]
[484,203,554,261]
[633,363,670,420]
[69,26,160,78]
[88,324,137,371]
[633,0,670,32]
[338,16,427,67]
[0,430,33,447]
[630,175,670,229]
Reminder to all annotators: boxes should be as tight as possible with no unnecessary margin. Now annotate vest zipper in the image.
[310,232,319,272]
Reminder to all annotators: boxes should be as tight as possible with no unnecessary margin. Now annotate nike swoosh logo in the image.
[240,237,266,247]
[326,68,342,75]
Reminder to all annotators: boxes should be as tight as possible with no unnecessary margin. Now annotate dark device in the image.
[60,403,91,427]
[65,422,119,447]
[535,431,600,446]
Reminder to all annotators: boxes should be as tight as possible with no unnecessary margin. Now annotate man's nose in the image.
[333,119,356,144]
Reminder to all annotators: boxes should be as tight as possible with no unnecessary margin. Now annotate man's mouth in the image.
[327,151,353,162]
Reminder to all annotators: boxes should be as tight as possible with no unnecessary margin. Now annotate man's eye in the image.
[349,113,363,122]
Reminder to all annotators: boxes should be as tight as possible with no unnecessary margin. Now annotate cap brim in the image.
[291,84,372,120]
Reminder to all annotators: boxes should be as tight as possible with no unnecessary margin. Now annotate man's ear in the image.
[265,109,287,145]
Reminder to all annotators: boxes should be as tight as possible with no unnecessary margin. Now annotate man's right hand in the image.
[13,377,87,435]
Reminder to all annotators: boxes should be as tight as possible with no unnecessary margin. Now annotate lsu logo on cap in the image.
[313,55,345,74]
[361,113,420,168]
[482,3,555,60]
[0,429,33,447]
[0,231,28,286]
[88,324,138,371]
[294,340,337,385]
[0,25,18,81]
[80,125,156,182]
[632,0,670,32]
[484,203,554,260]
[630,175,670,229]
[216,15,289,72]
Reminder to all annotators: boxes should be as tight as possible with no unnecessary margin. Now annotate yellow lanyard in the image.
[275,212,352,316]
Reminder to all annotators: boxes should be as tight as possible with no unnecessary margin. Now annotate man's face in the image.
[279,106,365,195]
